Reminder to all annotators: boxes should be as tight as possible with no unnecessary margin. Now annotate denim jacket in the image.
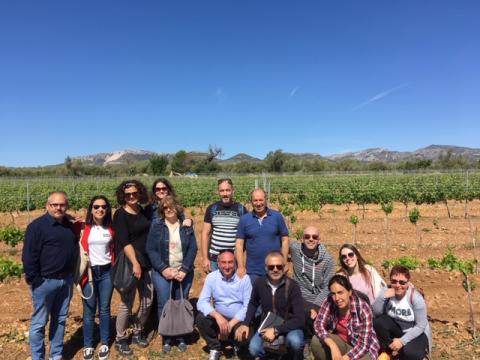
[146,217,197,274]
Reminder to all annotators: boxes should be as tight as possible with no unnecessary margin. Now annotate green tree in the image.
[170,150,191,173]
[265,149,287,172]
[149,155,169,175]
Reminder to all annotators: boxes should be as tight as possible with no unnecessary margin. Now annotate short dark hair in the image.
[151,177,177,202]
[217,178,233,186]
[265,251,284,265]
[115,180,149,206]
[85,195,112,227]
[328,274,354,292]
[390,265,411,281]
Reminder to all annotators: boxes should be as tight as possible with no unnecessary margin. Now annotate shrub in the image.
[0,224,25,247]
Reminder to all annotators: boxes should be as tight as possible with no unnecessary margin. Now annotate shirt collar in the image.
[218,269,237,282]
[252,207,272,219]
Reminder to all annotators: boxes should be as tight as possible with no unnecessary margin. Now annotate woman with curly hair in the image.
[337,244,386,304]
[112,180,154,357]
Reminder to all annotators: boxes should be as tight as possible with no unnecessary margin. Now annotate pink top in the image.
[335,312,351,344]
[349,273,374,304]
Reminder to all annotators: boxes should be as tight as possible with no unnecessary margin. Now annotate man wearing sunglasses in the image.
[235,252,305,360]
[22,191,77,360]
[201,178,247,273]
[289,226,334,349]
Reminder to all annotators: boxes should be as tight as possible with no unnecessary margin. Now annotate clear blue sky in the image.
[1,0,479,167]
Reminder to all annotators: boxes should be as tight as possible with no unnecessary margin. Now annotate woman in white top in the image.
[337,244,385,304]
[78,195,115,360]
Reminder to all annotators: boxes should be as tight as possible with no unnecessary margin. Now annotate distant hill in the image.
[68,145,480,167]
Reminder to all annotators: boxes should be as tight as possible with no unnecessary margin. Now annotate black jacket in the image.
[243,275,304,334]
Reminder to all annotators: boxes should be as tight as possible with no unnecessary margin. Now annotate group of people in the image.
[21,178,431,360]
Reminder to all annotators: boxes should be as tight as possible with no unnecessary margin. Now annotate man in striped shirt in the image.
[201,178,247,273]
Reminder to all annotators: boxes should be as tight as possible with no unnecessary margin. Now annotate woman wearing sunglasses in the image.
[78,196,115,360]
[338,244,385,304]
[112,180,153,357]
[146,195,197,353]
[311,275,380,360]
[372,265,431,360]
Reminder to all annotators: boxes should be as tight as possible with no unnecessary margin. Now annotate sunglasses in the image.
[303,234,319,240]
[155,186,168,192]
[390,279,408,285]
[124,191,139,198]
[93,204,108,210]
[123,182,136,189]
[341,252,355,261]
[267,264,284,271]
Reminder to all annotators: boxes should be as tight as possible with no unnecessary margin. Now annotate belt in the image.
[91,264,111,271]
[44,272,70,280]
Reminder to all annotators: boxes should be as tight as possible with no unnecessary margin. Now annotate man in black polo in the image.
[201,178,247,273]
[22,191,77,360]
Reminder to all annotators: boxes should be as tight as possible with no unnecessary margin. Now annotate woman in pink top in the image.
[337,244,385,304]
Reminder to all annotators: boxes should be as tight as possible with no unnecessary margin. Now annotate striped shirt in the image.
[204,201,247,258]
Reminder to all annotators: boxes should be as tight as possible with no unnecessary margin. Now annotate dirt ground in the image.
[1,200,479,359]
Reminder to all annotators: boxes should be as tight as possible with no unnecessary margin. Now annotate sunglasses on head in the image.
[303,234,319,240]
[124,191,139,198]
[391,279,408,285]
[267,264,284,271]
[123,182,136,189]
[341,252,355,261]
[93,204,108,210]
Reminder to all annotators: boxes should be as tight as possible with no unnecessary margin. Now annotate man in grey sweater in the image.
[289,226,335,339]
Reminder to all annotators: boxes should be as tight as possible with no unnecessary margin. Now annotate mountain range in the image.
[70,145,480,166]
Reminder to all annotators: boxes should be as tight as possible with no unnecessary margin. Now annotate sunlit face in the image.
[265,255,285,282]
[302,227,320,250]
[218,251,236,278]
[330,282,352,310]
[91,199,108,224]
[218,181,234,204]
[154,182,170,200]
[340,248,358,270]
[46,193,68,221]
[124,186,139,206]
[251,190,267,214]
[390,273,409,299]
[163,205,178,222]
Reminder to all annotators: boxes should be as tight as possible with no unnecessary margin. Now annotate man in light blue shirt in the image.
[196,249,252,360]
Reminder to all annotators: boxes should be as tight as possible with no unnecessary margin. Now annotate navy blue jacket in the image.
[146,217,197,274]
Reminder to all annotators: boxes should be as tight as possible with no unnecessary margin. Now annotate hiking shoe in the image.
[83,347,94,360]
[132,333,149,348]
[98,344,110,360]
[115,340,133,356]
[162,343,172,353]
[178,341,188,352]
[378,352,391,360]
[303,342,311,359]
[208,349,221,360]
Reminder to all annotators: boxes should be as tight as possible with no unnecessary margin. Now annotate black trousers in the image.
[373,314,428,360]
[303,300,320,340]
[196,312,250,351]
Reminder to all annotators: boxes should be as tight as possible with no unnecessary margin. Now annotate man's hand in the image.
[384,288,395,298]
[202,258,211,274]
[389,338,404,352]
[175,270,186,282]
[235,325,249,342]
[182,218,193,227]
[260,327,276,343]
[237,267,247,278]
[310,309,318,320]
[213,313,229,339]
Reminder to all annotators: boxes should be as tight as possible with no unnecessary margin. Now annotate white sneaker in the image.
[208,349,221,360]
[98,344,110,360]
[83,347,94,360]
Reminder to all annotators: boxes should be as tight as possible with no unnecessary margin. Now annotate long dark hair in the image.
[115,179,149,206]
[329,274,354,292]
[338,244,372,285]
[151,177,177,203]
[85,195,112,227]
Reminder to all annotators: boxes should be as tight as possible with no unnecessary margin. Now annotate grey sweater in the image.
[289,240,335,306]
[372,286,432,353]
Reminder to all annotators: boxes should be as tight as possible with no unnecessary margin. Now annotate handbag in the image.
[158,280,194,336]
[111,251,137,294]
[73,227,93,300]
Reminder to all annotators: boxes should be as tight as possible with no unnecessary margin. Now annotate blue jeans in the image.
[151,270,194,344]
[249,329,304,360]
[29,275,73,360]
[210,259,218,272]
[82,264,113,348]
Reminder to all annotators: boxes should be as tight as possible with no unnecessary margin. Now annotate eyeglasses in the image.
[390,279,408,285]
[49,203,67,208]
[124,191,139,198]
[163,206,175,212]
[341,252,355,261]
[267,264,284,271]
[303,234,319,240]
[155,186,168,193]
[93,205,108,210]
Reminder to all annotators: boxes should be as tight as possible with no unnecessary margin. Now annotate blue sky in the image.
[1,1,479,166]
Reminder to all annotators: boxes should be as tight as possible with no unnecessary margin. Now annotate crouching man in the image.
[235,251,305,360]
[196,249,252,360]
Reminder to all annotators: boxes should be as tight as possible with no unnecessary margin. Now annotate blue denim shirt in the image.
[146,217,197,274]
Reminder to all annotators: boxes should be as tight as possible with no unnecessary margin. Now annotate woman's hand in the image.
[175,270,186,282]
[384,288,395,298]
[162,267,177,280]
[182,218,193,227]
[132,262,142,279]
[389,338,404,352]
